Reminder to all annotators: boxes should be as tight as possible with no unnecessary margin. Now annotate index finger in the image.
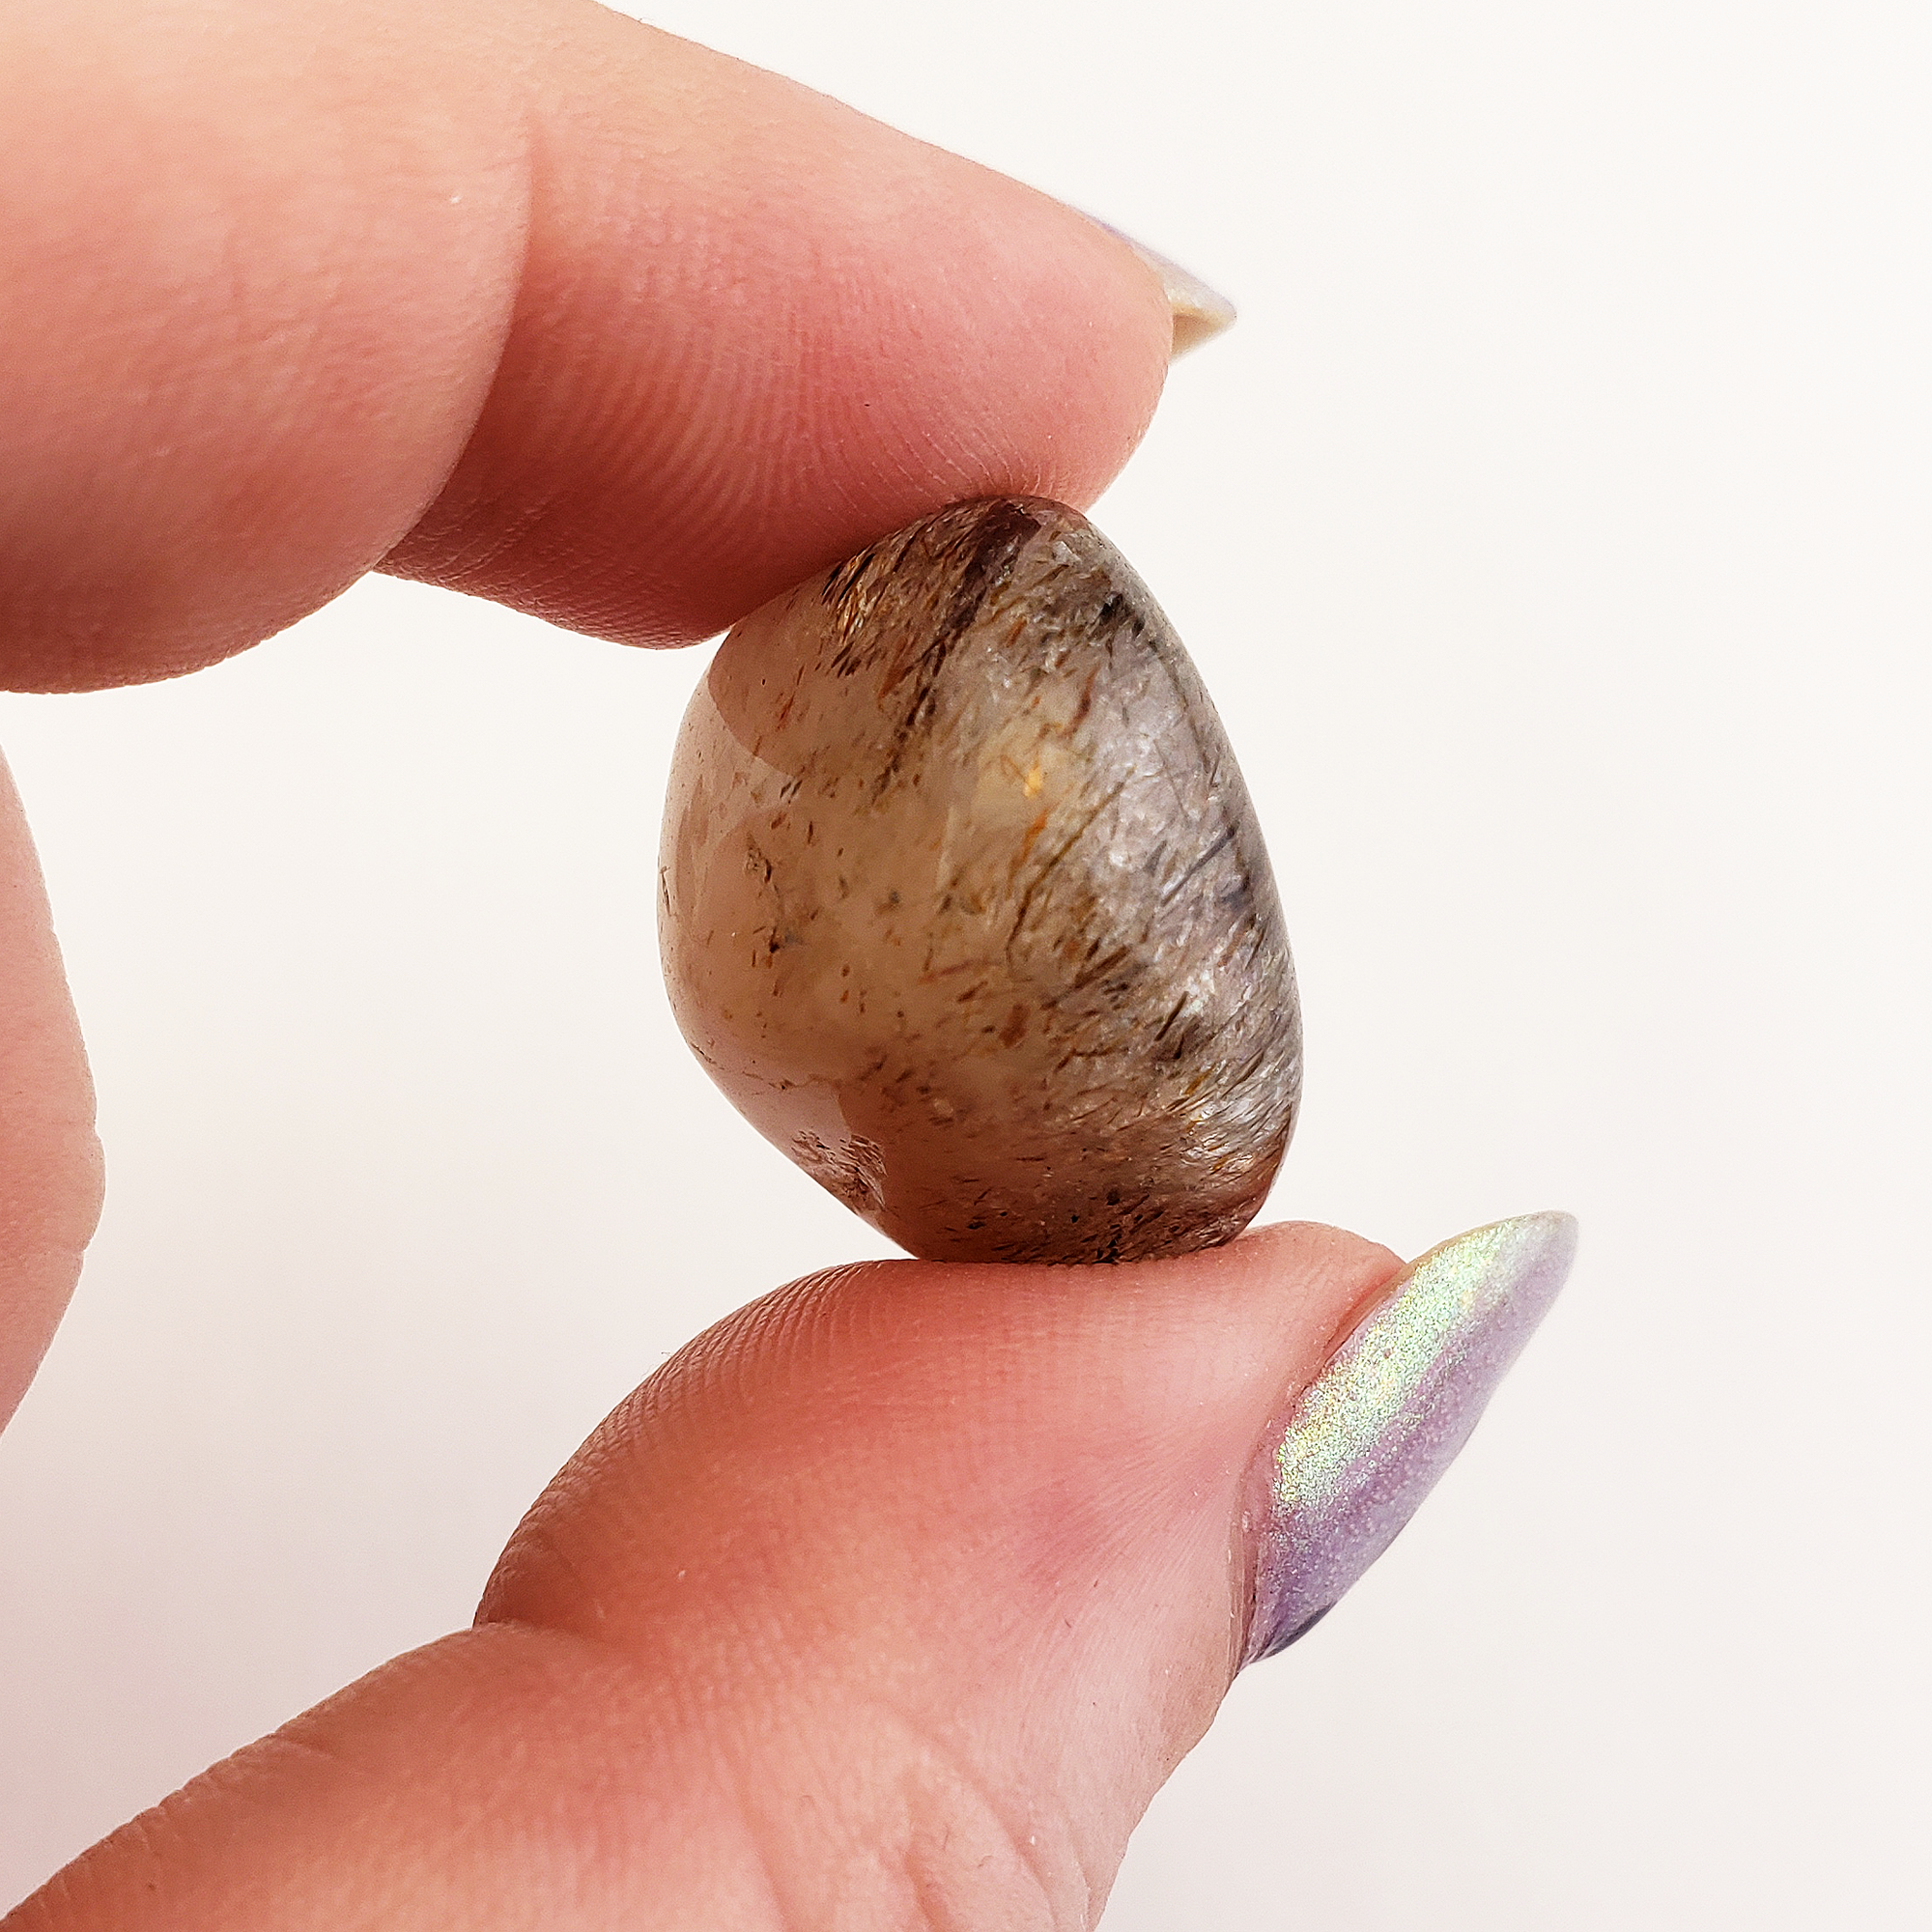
[0,0,1185,1417]
[0,0,1179,694]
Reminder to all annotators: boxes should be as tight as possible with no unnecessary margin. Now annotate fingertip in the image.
[388,30,1179,643]
[478,1220,1407,1690]
[0,752,103,1429]
[1,2,1179,688]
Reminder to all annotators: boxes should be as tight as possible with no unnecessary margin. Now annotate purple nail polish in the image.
[1243,1212,1578,1663]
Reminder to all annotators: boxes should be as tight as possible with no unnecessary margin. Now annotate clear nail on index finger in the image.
[1084,217,1237,355]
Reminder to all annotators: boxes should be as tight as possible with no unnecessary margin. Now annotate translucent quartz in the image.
[659,497,1301,1264]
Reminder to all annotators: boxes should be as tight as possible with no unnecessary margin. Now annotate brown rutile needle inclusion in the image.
[659,497,1301,1264]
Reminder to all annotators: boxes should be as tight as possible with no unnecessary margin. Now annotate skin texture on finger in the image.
[0,0,1174,693]
[6,1224,1400,1931]
[0,754,101,1432]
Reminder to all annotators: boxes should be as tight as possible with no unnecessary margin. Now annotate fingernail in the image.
[1090,219,1237,357]
[1241,1211,1578,1664]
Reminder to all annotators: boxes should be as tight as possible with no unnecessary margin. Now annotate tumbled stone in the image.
[658,497,1301,1264]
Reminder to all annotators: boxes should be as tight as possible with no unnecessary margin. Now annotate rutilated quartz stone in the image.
[659,497,1301,1264]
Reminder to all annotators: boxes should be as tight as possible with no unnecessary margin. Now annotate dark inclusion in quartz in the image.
[659,497,1301,1264]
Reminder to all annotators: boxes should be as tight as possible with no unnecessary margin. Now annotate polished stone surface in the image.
[659,497,1300,1264]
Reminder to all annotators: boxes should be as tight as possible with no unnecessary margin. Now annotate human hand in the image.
[0,5,1570,1925]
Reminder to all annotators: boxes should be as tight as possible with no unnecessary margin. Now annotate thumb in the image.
[11,1216,1574,1930]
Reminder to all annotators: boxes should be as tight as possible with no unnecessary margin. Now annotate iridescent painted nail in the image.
[1242,1211,1578,1663]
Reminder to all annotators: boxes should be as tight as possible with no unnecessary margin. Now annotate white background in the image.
[3,2,1927,1924]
